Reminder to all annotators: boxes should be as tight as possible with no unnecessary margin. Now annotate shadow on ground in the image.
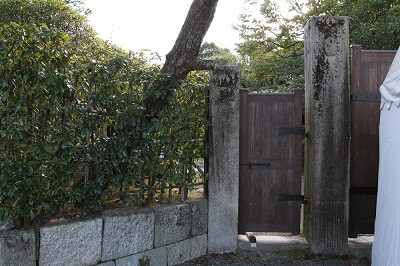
[179,249,370,265]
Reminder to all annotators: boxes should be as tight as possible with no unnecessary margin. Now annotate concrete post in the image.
[304,16,350,255]
[208,66,240,253]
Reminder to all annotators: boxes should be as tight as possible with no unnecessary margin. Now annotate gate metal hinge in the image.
[351,92,380,102]
[278,194,308,204]
[278,126,308,138]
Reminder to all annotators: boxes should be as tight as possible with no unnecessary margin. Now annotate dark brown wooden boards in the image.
[349,45,396,237]
[239,89,303,235]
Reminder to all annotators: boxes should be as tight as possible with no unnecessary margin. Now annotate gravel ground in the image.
[179,250,370,266]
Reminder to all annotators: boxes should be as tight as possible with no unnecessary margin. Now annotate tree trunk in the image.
[162,0,219,80]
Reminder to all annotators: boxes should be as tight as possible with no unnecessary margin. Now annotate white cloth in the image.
[372,106,400,265]
[373,46,400,265]
[380,47,400,109]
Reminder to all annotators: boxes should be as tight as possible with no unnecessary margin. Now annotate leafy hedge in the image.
[0,3,209,225]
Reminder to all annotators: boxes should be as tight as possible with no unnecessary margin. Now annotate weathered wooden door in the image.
[239,89,303,235]
[349,45,396,237]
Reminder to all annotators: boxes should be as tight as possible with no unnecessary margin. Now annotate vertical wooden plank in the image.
[254,100,263,159]
[292,89,303,235]
[238,166,247,233]
[285,100,293,160]
[350,45,362,186]
[365,62,377,183]
[350,53,370,237]
[248,169,256,225]
[277,99,288,160]
[367,62,378,93]
[276,170,285,225]
[349,45,361,238]
[261,169,270,224]
[358,63,370,182]
[252,168,261,224]
[351,45,362,93]
[268,169,278,224]
[262,102,271,160]
[239,89,248,164]
[270,101,279,159]
[252,97,262,227]
[368,61,379,186]
[239,89,248,233]
[247,102,256,161]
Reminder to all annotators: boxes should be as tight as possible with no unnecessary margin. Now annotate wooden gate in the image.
[239,89,303,235]
[349,45,396,237]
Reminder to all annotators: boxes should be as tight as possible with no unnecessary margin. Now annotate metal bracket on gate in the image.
[239,162,271,170]
[278,194,308,204]
[351,92,381,102]
[278,126,308,138]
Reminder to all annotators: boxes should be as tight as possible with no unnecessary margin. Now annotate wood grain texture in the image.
[239,90,302,234]
[349,47,396,237]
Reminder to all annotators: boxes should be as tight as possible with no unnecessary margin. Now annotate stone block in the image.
[152,203,191,247]
[0,217,14,232]
[190,199,208,236]
[102,207,155,261]
[115,246,167,266]
[39,218,102,266]
[0,229,36,266]
[167,234,207,266]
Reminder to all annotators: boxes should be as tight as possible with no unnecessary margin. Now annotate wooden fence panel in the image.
[350,45,396,237]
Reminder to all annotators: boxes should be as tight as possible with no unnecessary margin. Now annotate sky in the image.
[84,0,245,59]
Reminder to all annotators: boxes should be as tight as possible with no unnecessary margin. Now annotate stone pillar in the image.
[304,16,350,255]
[208,66,240,253]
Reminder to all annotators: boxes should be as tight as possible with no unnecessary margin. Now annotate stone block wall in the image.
[0,199,208,266]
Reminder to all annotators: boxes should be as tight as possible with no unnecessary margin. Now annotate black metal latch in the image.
[349,187,377,195]
[278,194,308,204]
[239,162,271,170]
[279,126,308,138]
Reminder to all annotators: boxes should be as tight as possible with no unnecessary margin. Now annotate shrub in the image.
[0,0,209,225]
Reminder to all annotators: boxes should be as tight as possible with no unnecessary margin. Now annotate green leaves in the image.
[199,42,238,66]
[235,0,304,92]
[27,165,34,176]
[236,0,400,92]
[61,141,73,149]
[0,0,209,225]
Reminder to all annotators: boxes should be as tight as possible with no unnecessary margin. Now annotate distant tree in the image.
[235,0,304,92]
[0,0,93,41]
[306,0,400,50]
[199,42,237,66]
[235,0,400,92]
